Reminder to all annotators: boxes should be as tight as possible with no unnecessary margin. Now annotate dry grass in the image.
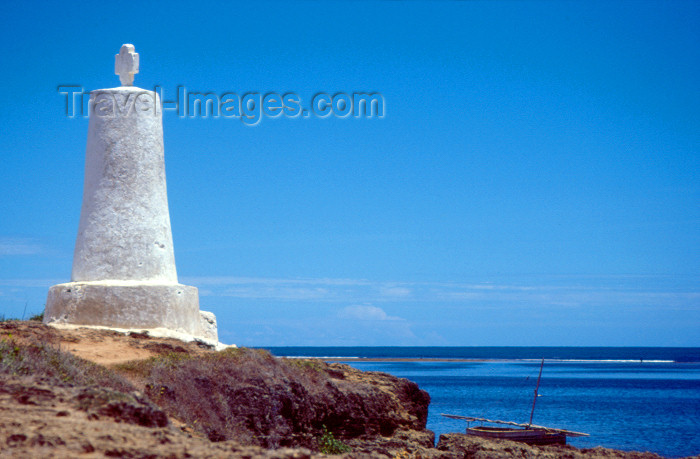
[0,333,134,392]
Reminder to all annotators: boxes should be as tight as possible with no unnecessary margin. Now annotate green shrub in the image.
[317,425,351,454]
[284,358,325,373]
[28,312,44,322]
[0,336,21,370]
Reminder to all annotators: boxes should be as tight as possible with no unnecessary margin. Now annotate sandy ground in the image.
[6,321,215,366]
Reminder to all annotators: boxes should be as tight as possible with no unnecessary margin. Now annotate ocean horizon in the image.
[264,346,700,363]
[264,346,700,458]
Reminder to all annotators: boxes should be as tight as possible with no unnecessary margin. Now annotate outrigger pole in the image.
[529,358,545,426]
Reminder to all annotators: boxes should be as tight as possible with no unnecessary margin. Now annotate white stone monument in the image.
[45,44,217,342]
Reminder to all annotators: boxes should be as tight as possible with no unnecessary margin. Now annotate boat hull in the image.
[466,426,566,445]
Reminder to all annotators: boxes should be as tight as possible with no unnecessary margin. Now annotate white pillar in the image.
[72,87,177,283]
[44,45,216,341]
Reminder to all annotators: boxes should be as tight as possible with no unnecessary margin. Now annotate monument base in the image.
[44,281,216,340]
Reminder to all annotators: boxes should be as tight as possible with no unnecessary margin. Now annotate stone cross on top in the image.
[115,44,139,86]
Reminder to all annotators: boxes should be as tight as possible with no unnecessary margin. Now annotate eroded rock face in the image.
[317,364,431,439]
[346,429,441,458]
[74,387,168,427]
[139,350,431,448]
[0,378,324,459]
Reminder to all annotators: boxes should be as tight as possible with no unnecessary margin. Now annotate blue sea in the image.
[264,347,700,458]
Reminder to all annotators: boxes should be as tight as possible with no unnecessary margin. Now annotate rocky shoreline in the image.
[0,320,694,458]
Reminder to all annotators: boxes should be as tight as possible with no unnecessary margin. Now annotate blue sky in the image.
[1,1,698,346]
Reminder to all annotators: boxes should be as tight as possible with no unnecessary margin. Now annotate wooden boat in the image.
[465,426,566,445]
[441,359,589,445]
[441,414,586,445]
[467,426,566,445]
